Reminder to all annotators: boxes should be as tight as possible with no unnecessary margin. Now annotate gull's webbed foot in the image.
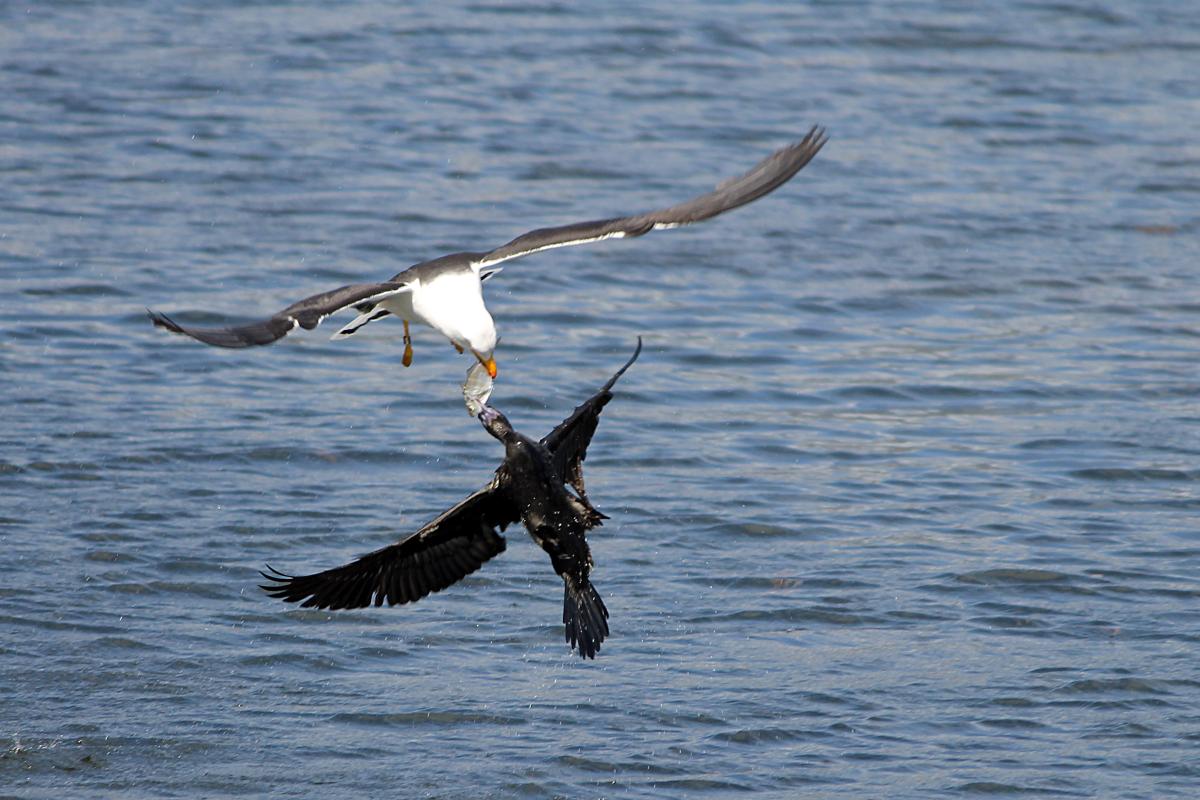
[402,320,414,367]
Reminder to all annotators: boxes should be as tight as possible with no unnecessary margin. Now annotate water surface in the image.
[2,2,1199,797]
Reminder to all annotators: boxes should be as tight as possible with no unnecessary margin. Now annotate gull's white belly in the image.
[410,270,496,351]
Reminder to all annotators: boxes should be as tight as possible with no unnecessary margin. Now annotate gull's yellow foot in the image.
[402,321,413,368]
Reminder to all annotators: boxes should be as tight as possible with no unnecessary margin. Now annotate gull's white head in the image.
[416,261,500,376]
[466,320,498,379]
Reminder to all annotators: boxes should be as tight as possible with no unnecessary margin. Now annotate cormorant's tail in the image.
[563,577,610,659]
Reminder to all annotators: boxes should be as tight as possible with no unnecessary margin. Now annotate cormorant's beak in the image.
[475,352,498,379]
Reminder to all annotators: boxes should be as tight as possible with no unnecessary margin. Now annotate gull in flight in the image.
[149,127,826,378]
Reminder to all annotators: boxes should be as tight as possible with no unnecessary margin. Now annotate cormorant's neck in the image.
[502,429,532,452]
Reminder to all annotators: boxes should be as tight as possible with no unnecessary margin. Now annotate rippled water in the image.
[3,2,1199,798]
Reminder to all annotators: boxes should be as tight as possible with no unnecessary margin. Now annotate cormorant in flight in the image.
[260,339,642,658]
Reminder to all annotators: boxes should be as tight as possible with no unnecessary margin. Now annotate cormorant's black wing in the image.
[540,338,642,501]
[260,482,517,610]
[149,282,411,348]
[472,127,826,270]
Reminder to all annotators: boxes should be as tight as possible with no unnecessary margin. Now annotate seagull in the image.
[260,339,642,658]
[149,127,827,378]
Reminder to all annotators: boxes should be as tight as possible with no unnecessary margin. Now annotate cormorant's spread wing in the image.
[472,127,827,270]
[541,338,642,501]
[260,483,517,610]
[149,282,411,348]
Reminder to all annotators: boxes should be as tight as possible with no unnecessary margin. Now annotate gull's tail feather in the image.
[331,307,391,340]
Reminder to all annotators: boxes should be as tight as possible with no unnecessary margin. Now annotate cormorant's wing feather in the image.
[260,483,517,610]
[149,282,411,348]
[473,127,827,269]
[541,338,642,501]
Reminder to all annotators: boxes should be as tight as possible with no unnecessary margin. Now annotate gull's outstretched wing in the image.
[541,338,642,502]
[149,282,411,348]
[473,126,827,270]
[260,483,518,610]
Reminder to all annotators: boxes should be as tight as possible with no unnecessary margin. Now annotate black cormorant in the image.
[260,339,642,658]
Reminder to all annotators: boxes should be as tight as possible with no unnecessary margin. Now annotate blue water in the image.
[3,2,1199,797]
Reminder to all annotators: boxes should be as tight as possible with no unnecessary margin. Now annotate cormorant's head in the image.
[477,404,514,443]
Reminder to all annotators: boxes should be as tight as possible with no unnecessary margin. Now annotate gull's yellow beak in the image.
[477,353,498,378]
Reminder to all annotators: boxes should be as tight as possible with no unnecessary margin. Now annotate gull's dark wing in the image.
[473,126,827,269]
[540,338,642,501]
[148,282,411,348]
[260,482,518,610]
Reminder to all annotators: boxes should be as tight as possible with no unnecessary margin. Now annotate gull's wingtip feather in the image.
[147,308,181,333]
